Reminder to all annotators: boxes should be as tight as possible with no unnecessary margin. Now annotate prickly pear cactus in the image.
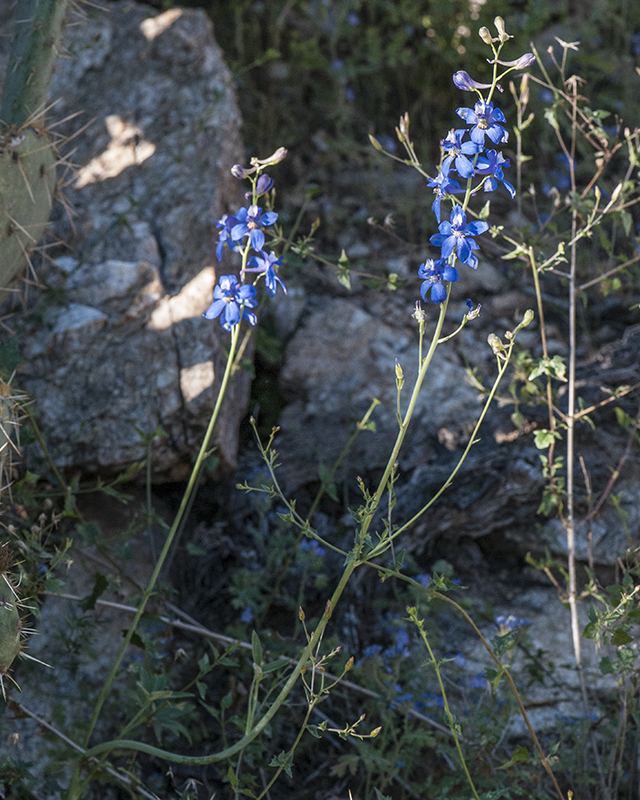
[0,0,70,301]
[0,128,57,301]
[0,545,23,699]
[0,377,26,496]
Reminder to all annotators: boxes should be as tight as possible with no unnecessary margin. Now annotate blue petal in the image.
[502,178,516,198]
[222,303,241,329]
[431,281,447,303]
[466,220,489,235]
[203,299,225,319]
[455,154,475,178]
[487,125,508,144]
[231,222,249,241]
[456,107,477,124]
[260,211,278,226]
[250,228,266,251]
[442,265,459,282]
[242,307,257,326]
[457,238,472,264]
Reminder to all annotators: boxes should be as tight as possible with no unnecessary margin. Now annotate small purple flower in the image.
[469,672,488,689]
[475,149,515,198]
[231,205,278,252]
[441,130,483,179]
[244,250,286,297]
[418,258,458,303]
[456,100,508,145]
[415,573,432,588]
[241,606,254,624]
[361,644,383,660]
[429,207,489,269]
[495,614,531,632]
[300,539,325,557]
[203,274,258,330]
[394,629,410,650]
[427,171,462,223]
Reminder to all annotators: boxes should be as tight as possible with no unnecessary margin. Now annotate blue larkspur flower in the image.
[203,274,258,330]
[430,206,489,269]
[457,100,508,145]
[441,129,482,179]
[475,149,515,197]
[231,205,278,252]
[244,250,287,297]
[427,171,462,223]
[418,259,458,303]
[215,214,240,261]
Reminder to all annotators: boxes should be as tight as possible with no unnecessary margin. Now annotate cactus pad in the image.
[0,126,57,300]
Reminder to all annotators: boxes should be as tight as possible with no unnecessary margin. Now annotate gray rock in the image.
[14,1,250,479]
[277,295,482,487]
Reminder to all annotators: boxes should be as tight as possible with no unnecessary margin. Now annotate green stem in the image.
[362,294,449,540]
[79,322,243,750]
[77,559,358,767]
[409,609,480,800]
[369,317,523,554]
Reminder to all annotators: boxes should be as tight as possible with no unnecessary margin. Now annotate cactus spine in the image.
[0,545,23,699]
[0,0,69,300]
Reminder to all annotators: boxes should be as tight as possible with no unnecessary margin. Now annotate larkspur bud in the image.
[231,164,249,179]
[345,656,354,671]
[494,16,510,42]
[251,146,288,167]
[452,70,492,91]
[491,54,535,68]
[255,173,274,196]
[399,112,410,138]
[395,359,404,382]
[478,26,493,45]
[522,309,535,326]
[515,53,535,68]
[299,606,305,622]
[488,333,506,356]
[369,134,383,151]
